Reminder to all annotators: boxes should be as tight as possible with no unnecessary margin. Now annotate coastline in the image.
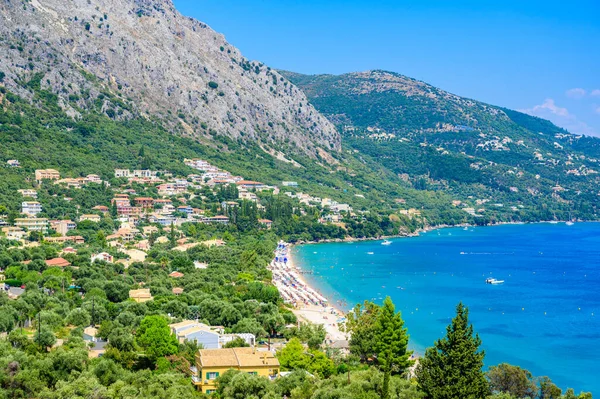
[293,219,588,246]
[282,220,592,357]
[270,242,348,344]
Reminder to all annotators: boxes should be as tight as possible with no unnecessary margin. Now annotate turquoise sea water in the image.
[294,223,600,394]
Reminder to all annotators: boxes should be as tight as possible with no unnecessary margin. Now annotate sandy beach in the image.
[270,242,348,343]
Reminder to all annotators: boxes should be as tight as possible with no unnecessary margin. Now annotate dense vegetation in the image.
[282,70,600,223]
[0,49,597,399]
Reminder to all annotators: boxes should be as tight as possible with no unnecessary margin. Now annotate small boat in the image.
[367,252,374,255]
[566,221,575,226]
[381,240,392,246]
[485,278,504,285]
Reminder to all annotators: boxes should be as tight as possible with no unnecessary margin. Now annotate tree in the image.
[35,327,57,350]
[537,376,562,399]
[375,296,413,399]
[277,338,335,378]
[232,318,267,338]
[217,370,272,399]
[104,281,130,303]
[416,302,489,399]
[345,300,380,362]
[487,363,537,398]
[67,308,91,327]
[136,315,179,362]
[278,337,307,371]
[223,337,250,348]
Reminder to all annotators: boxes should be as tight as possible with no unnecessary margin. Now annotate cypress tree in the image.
[416,302,489,399]
[375,296,413,399]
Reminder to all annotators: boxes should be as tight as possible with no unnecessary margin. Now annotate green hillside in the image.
[282,70,600,222]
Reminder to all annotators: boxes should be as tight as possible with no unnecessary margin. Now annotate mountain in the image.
[1,0,600,226]
[0,0,339,157]
[283,70,600,221]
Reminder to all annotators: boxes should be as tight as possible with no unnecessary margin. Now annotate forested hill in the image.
[282,70,600,221]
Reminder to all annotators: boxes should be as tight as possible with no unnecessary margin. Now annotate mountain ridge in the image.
[0,0,340,157]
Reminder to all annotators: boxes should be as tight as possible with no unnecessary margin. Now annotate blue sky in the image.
[173,0,600,136]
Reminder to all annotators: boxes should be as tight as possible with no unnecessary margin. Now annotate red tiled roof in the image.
[45,258,71,267]
[236,180,264,185]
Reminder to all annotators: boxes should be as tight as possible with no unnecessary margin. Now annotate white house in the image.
[91,252,114,263]
[21,202,42,216]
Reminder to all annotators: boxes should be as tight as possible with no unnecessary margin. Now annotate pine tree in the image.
[375,296,413,399]
[416,302,489,399]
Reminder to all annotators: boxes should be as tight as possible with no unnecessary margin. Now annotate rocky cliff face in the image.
[0,0,340,155]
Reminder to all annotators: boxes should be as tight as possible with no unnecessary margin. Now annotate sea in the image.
[293,222,600,394]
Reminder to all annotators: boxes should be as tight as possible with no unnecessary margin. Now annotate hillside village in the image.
[0,158,357,275]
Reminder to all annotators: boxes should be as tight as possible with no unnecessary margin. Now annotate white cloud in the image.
[566,88,586,99]
[520,98,598,137]
[525,98,570,117]
[591,89,600,97]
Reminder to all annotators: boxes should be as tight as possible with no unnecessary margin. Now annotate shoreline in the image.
[293,219,589,246]
[269,242,348,344]
[281,220,592,357]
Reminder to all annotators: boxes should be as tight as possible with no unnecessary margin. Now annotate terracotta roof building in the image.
[45,257,71,267]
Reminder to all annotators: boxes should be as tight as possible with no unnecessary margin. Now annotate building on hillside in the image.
[45,258,71,268]
[148,213,176,227]
[2,227,26,241]
[114,169,158,179]
[220,201,238,211]
[282,181,298,187]
[50,220,77,236]
[21,202,42,216]
[18,189,38,199]
[134,197,154,208]
[15,218,48,233]
[86,174,102,183]
[258,219,273,229]
[91,252,114,263]
[45,236,85,245]
[35,169,60,182]
[129,288,153,303]
[204,215,229,225]
[92,206,110,215]
[177,205,193,216]
[79,214,102,223]
[192,348,279,393]
[157,183,179,196]
[236,180,268,191]
[238,190,258,202]
[7,160,20,168]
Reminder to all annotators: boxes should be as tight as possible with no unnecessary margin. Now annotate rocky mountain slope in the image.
[0,0,340,156]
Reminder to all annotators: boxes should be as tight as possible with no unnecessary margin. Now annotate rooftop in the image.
[198,347,279,368]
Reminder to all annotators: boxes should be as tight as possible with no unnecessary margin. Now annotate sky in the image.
[173,0,600,136]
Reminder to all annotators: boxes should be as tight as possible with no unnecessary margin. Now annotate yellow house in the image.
[193,348,280,394]
[129,288,153,303]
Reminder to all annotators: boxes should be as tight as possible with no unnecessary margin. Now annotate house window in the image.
[247,371,258,375]
[206,372,219,380]
[206,390,216,394]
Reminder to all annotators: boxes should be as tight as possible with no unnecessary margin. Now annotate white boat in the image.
[381,240,392,246]
[485,278,504,285]
[566,221,575,226]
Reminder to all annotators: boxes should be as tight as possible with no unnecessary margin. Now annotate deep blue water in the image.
[294,223,600,394]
